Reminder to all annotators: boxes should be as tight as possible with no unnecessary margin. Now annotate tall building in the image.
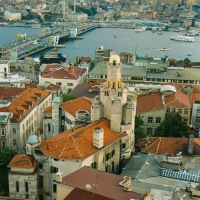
[91,54,138,156]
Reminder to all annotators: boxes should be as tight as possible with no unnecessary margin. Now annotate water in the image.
[1,26,200,62]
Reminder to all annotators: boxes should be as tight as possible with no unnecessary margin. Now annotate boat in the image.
[152,27,157,32]
[33,40,38,45]
[183,30,199,36]
[158,29,163,34]
[170,35,195,42]
[160,47,171,51]
[187,53,192,56]
[135,26,146,32]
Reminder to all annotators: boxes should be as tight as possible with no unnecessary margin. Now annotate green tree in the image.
[135,115,145,144]
[183,58,191,67]
[155,112,188,137]
[0,148,16,195]
[62,94,77,102]
[0,148,17,166]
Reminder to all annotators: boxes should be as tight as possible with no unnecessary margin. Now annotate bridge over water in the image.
[0,24,96,59]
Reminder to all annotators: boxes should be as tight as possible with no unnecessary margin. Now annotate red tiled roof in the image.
[0,87,26,101]
[61,167,143,200]
[41,65,87,80]
[39,118,126,160]
[64,188,114,200]
[43,106,52,114]
[137,92,164,113]
[164,84,191,108]
[8,155,37,169]
[138,137,200,155]
[6,88,51,123]
[60,97,92,117]
[45,83,61,91]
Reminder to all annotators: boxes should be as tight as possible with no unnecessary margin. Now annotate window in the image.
[166,108,170,113]
[172,108,176,113]
[197,109,200,113]
[13,128,16,135]
[121,143,126,149]
[147,128,152,136]
[25,182,28,193]
[56,82,62,86]
[39,164,43,170]
[156,117,161,124]
[183,119,188,125]
[16,181,19,192]
[112,150,115,157]
[13,140,17,146]
[106,153,111,161]
[67,83,73,86]
[53,184,57,193]
[148,117,153,123]
[48,124,51,132]
[39,176,43,188]
[196,117,200,124]
[2,141,5,149]
[184,109,188,115]
[91,162,97,169]
[178,109,182,114]
[1,129,5,136]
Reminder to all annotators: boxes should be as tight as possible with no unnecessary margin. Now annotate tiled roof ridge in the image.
[156,137,161,153]
[145,137,160,150]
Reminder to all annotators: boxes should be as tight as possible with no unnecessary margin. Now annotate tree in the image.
[0,148,16,195]
[183,58,191,67]
[62,93,77,102]
[135,115,145,144]
[155,112,188,137]
[0,148,17,166]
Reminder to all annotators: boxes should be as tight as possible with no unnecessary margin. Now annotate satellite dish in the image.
[85,184,92,191]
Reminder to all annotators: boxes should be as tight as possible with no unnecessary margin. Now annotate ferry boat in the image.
[170,35,195,42]
[135,26,146,32]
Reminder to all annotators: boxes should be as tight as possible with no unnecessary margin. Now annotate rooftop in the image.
[64,188,114,200]
[137,92,164,113]
[39,118,126,160]
[60,96,92,117]
[138,137,200,155]
[59,167,143,200]
[8,155,37,169]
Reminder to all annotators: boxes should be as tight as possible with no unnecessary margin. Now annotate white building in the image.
[8,155,38,199]
[39,64,87,94]
[0,87,52,153]
[4,11,21,21]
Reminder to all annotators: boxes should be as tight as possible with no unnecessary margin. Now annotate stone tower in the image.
[91,54,137,154]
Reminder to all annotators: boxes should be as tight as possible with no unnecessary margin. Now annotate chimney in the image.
[188,124,195,155]
[93,127,104,149]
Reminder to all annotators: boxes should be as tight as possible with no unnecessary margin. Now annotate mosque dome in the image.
[27,134,40,145]
[109,54,120,65]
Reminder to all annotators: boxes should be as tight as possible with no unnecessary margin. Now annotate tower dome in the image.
[27,134,40,145]
[109,54,120,65]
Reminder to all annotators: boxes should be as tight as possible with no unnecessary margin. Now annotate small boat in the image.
[160,47,171,51]
[135,26,146,32]
[152,27,157,32]
[33,40,38,45]
[158,29,163,34]
[187,53,192,56]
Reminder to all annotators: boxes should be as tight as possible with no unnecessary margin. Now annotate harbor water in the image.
[1,26,200,62]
